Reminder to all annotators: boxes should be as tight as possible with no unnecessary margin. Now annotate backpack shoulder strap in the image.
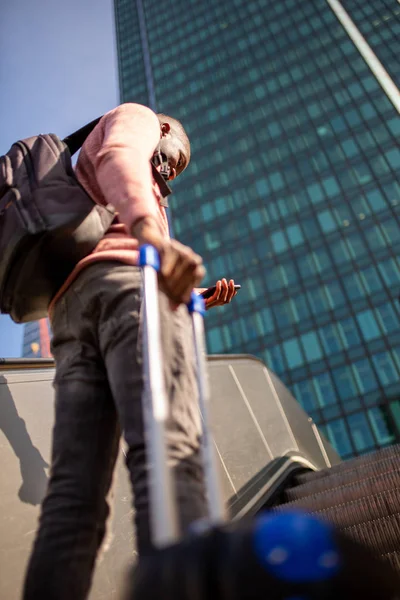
[62,116,103,156]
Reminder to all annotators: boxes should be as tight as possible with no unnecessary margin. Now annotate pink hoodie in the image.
[49,103,169,315]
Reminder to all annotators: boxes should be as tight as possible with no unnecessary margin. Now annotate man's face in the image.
[157,121,189,179]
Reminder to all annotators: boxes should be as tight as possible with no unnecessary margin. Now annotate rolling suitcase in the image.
[127,245,400,600]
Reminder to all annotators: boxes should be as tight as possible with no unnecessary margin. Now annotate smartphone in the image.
[200,284,241,299]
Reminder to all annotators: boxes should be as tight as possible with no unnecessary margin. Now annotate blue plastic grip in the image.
[252,510,341,583]
[139,244,160,271]
[188,292,206,316]
[139,247,206,314]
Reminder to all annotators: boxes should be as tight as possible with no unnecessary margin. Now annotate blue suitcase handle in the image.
[139,243,225,529]
[139,244,206,315]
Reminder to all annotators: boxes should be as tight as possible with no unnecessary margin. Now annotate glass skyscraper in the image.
[22,319,52,359]
[114,0,400,458]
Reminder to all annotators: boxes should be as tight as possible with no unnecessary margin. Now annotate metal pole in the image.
[190,296,226,524]
[141,258,179,547]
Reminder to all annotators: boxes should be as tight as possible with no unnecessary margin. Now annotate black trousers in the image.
[23,262,207,600]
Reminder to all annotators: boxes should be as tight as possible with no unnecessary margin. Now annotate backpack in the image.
[0,116,171,324]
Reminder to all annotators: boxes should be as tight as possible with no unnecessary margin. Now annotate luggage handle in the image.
[139,245,225,548]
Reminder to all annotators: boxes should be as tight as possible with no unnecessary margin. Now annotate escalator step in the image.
[286,455,400,501]
[275,446,400,572]
[342,513,400,557]
[277,484,400,530]
[277,503,400,559]
[385,552,400,575]
[295,444,400,485]
[281,469,400,510]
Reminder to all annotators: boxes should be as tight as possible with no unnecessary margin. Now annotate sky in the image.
[0,0,119,357]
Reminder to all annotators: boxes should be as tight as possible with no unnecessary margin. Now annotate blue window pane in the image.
[351,195,371,218]
[372,352,399,386]
[334,203,351,224]
[266,266,285,292]
[352,161,372,185]
[326,419,353,456]
[341,138,358,158]
[324,281,346,309]
[360,102,377,120]
[359,266,383,294]
[313,372,337,407]
[346,234,367,259]
[387,117,400,136]
[215,196,234,215]
[267,345,286,375]
[300,331,323,362]
[347,412,375,452]
[375,303,400,335]
[268,202,280,221]
[307,287,329,316]
[352,359,378,393]
[239,315,260,342]
[378,258,400,286]
[385,148,400,170]
[205,232,221,250]
[332,365,358,401]
[298,254,317,278]
[292,380,318,412]
[371,155,390,177]
[392,346,400,373]
[302,216,320,238]
[249,209,266,230]
[274,300,295,328]
[277,198,289,218]
[255,178,270,196]
[286,224,304,247]
[318,210,337,233]
[342,273,365,301]
[381,219,399,245]
[271,230,288,253]
[201,203,215,221]
[319,323,343,354]
[322,175,340,198]
[256,237,272,259]
[338,318,361,348]
[356,310,381,341]
[363,225,387,251]
[259,307,275,334]
[307,182,324,204]
[330,239,351,265]
[366,188,386,212]
[291,294,310,322]
[382,181,400,206]
[208,327,224,353]
[313,249,332,272]
[281,262,299,285]
[330,115,347,133]
[283,337,304,369]
[269,171,284,191]
[368,406,396,445]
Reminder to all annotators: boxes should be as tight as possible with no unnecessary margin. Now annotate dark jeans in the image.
[23,262,207,600]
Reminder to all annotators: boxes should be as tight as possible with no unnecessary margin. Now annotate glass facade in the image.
[21,320,52,359]
[341,0,400,88]
[114,0,400,458]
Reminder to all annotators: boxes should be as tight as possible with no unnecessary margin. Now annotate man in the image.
[23,103,237,600]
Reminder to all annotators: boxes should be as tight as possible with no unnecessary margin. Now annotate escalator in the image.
[272,443,400,574]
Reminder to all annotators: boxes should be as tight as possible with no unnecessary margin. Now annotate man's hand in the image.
[132,216,205,305]
[198,279,238,310]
